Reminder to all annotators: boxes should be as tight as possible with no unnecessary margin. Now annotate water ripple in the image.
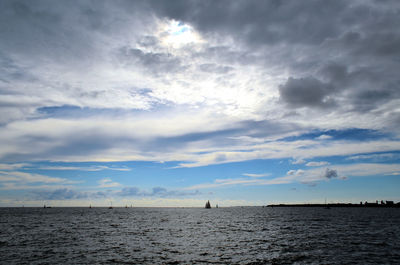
[1,207,399,264]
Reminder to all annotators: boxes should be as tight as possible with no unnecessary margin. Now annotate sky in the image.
[1,0,400,207]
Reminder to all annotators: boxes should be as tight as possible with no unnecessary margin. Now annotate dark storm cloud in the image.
[279,77,335,108]
[0,1,94,64]
[317,61,400,112]
[148,0,347,46]
[323,168,338,179]
[0,0,149,59]
[0,53,36,84]
[2,0,399,115]
[145,0,400,114]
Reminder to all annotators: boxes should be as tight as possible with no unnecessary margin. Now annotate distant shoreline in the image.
[267,203,400,208]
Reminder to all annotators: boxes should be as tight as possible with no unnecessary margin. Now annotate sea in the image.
[1,207,399,264]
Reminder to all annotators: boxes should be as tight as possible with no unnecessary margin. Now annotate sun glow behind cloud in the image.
[160,20,202,49]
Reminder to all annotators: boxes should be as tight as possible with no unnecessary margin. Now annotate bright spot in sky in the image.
[161,20,201,48]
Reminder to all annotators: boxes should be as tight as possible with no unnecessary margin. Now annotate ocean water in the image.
[1,207,399,264]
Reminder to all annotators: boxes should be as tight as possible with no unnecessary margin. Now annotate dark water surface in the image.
[1,207,399,264]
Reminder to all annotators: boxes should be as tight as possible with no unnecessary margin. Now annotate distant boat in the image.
[89,204,92,208]
[324,198,330,209]
[205,200,211,209]
[216,204,218,208]
[109,201,113,209]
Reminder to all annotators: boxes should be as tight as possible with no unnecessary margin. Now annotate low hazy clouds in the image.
[33,186,200,200]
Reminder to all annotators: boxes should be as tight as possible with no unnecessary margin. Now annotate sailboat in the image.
[109,201,113,209]
[205,200,211,209]
[324,198,330,209]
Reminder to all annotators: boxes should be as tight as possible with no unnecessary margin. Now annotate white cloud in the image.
[39,165,131,171]
[242,173,270,178]
[346,153,397,161]
[306,161,330,167]
[0,163,30,170]
[291,158,307,165]
[0,171,70,184]
[316,135,332,140]
[98,178,121,188]
[0,183,77,191]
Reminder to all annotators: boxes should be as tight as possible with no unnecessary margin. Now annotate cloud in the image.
[329,163,400,178]
[0,171,71,184]
[33,188,90,200]
[286,163,400,184]
[39,165,131,171]
[118,187,142,197]
[242,173,270,178]
[322,168,338,179]
[287,169,305,176]
[178,161,400,190]
[346,153,398,162]
[279,77,335,108]
[150,187,200,197]
[0,0,399,171]
[117,47,185,75]
[291,158,306,165]
[20,185,201,201]
[117,186,200,197]
[98,178,121,188]
[185,175,293,190]
[306,161,330,167]
[0,163,30,170]
[150,0,348,46]
[198,63,234,74]
[316,135,332,140]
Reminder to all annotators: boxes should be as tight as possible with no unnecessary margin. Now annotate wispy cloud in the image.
[306,161,330,167]
[39,165,131,171]
[98,178,121,188]
[185,176,291,190]
[185,162,400,190]
[0,171,71,184]
[346,153,398,161]
[0,163,30,170]
[242,173,270,178]
[0,183,78,191]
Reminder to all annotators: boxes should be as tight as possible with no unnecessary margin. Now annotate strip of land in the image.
[267,202,400,208]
